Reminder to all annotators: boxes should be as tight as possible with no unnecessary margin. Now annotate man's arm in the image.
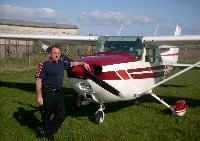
[36,78,43,105]
[71,61,91,71]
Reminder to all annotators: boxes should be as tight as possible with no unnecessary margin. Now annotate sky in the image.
[0,0,200,36]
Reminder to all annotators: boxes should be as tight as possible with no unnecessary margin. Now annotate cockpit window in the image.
[95,36,143,59]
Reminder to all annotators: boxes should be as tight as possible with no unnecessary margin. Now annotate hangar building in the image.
[0,19,78,57]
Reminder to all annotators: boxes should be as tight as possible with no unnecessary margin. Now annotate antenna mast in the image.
[117,24,124,36]
[154,24,159,36]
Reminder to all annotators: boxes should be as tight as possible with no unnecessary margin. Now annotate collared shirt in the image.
[35,56,71,89]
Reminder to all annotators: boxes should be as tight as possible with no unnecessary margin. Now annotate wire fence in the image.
[0,47,199,72]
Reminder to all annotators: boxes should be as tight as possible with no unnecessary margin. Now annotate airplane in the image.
[0,26,200,124]
[159,25,200,69]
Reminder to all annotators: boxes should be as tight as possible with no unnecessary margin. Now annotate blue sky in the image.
[0,0,200,36]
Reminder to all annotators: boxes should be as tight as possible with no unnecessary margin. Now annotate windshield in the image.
[95,36,143,59]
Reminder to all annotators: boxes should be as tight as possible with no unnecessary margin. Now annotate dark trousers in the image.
[41,87,66,137]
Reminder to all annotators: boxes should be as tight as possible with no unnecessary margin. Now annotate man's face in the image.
[50,47,61,61]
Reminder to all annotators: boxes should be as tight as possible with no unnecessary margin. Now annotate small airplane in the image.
[0,26,200,124]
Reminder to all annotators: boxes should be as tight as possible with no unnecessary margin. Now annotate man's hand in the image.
[37,96,43,105]
[36,78,43,105]
[83,63,91,71]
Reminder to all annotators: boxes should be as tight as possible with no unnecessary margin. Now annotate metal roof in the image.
[0,19,78,29]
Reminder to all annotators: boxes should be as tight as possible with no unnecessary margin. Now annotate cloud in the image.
[0,4,64,23]
[0,4,160,27]
[76,10,159,26]
[129,14,160,24]
[77,10,127,25]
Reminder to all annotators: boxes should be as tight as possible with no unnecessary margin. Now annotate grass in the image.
[0,68,200,141]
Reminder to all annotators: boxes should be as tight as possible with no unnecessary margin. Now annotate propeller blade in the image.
[83,69,121,97]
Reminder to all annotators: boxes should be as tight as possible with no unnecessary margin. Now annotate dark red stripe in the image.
[127,66,164,73]
[99,71,121,80]
[161,53,178,56]
[130,72,164,79]
[116,70,130,80]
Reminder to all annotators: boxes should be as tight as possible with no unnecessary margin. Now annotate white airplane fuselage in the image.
[68,54,164,104]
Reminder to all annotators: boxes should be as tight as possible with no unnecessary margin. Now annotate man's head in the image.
[49,45,61,62]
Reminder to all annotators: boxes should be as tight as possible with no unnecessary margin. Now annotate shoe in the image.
[40,130,46,139]
[46,136,54,141]
[40,130,54,141]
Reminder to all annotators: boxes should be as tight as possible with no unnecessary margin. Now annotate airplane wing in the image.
[0,33,99,45]
[142,35,200,48]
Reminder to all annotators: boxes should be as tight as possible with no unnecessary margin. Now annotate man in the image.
[35,45,90,140]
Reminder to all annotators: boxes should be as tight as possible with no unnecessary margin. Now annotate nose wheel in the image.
[93,104,105,124]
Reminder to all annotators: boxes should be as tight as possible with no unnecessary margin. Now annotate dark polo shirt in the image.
[35,56,71,89]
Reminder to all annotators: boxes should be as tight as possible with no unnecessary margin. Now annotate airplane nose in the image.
[69,64,121,97]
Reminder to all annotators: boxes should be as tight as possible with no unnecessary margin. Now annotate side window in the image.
[155,49,161,62]
[145,48,155,63]
[145,48,161,63]
[129,47,142,60]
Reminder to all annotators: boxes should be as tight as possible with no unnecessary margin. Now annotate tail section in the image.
[160,25,181,65]
[160,46,179,65]
[174,25,181,36]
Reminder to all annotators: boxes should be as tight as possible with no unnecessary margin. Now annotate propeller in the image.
[84,69,121,97]
[68,64,121,97]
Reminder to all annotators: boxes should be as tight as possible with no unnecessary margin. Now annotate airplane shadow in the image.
[64,87,200,122]
[6,81,200,126]
[159,84,186,88]
[62,87,100,121]
[0,81,36,93]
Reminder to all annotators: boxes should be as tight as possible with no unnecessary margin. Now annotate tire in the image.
[93,111,104,124]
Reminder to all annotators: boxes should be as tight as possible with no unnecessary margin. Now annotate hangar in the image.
[0,19,78,57]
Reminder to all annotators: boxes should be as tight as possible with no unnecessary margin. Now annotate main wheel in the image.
[93,111,104,124]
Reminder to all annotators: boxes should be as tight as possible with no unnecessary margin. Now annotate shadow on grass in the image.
[135,94,200,108]
[63,87,200,122]
[13,102,41,137]
[159,84,186,88]
[0,81,35,93]
[62,87,99,122]
[8,83,200,124]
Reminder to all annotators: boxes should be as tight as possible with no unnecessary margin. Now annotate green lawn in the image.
[0,68,200,141]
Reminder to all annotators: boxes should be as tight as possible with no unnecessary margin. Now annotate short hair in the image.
[47,45,61,53]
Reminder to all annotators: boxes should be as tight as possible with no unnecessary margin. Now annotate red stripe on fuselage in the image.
[127,66,164,73]
[69,66,164,80]
[160,53,178,56]
[98,66,164,80]
[116,70,130,80]
[130,72,164,79]
[99,71,121,80]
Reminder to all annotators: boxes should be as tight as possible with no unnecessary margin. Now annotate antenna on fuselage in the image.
[154,24,159,36]
[117,24,124,36]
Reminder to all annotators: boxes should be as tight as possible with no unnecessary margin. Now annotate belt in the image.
[42,85,60,92]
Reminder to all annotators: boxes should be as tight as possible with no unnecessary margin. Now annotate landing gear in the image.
[77,95,92,106]
[93,104,105,124]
